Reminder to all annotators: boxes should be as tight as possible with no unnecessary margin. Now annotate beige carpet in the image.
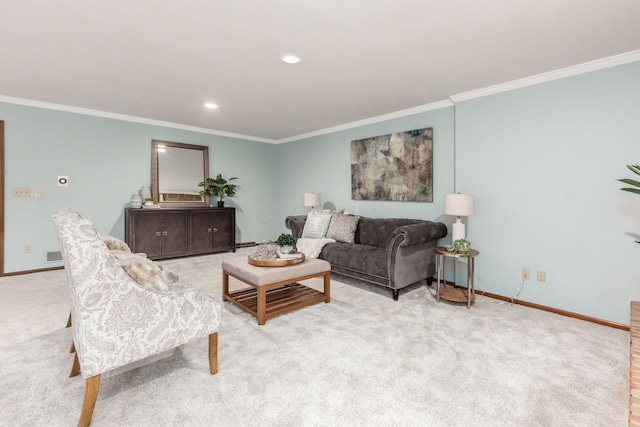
[0,248,630,426]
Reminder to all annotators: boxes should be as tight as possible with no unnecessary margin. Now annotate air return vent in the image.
[45,251,63,263]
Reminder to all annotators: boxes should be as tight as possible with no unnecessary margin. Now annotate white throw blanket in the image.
[296,237,335,258]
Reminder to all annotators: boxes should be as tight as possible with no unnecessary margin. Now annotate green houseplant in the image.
[618,164,640,244]
[198,174,238,207]
[453,239,471,255]
[619,164,640,196]
[275,233,297,254]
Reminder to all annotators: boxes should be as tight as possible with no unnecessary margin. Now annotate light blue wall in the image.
[1,103,278,273]
[3,60,639,324]
[278,61,639,325]
[455,61,640,325]
[276,107,456,231]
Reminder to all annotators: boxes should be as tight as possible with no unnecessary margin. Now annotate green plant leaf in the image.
[275,233,297,246]
[626,164,640,175]
[200,174,239,201]
[621,188,640,195]
[618,178,640,188]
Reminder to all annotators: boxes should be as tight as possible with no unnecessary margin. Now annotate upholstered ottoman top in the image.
[222,255,330,286]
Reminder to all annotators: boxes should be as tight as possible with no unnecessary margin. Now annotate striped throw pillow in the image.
[301,211,332,239]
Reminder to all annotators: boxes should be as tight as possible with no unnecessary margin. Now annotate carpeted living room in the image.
[1,2,639,426]
[0,249,630,426]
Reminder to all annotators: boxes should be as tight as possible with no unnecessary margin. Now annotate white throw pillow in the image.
[301,210,332,239]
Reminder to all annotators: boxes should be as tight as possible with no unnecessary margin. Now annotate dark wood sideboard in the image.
[124,207,236,260]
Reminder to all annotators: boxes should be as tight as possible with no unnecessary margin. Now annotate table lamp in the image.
[304,192,322,210]
[444,193,474,242]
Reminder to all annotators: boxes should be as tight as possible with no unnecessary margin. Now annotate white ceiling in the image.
[1,0,639,142]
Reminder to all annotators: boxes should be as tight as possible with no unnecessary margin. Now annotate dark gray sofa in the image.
[285,215,447,300]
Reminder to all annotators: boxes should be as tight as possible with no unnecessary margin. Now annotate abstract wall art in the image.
[351,127,433,202]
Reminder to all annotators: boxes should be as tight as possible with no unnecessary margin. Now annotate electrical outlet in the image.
[12,187,31,197]
[537,270,546,282]
[24,244,32,254]
[522,267,530,279]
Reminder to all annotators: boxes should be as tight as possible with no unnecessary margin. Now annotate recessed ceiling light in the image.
[281,54,301,64]
[204,102,218,109]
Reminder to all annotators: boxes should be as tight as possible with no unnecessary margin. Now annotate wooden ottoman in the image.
[222,255,331,325]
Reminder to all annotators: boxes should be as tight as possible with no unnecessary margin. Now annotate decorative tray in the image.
[247,253,305,267]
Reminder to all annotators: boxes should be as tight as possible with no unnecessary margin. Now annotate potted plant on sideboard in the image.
[199,174,238,207]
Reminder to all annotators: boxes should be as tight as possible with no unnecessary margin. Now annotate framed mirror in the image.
[151,139,210,208]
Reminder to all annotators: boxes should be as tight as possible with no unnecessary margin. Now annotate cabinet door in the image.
[211,210,234,252]
[160,212,189,257]
[131,212,163,258]
[190,211,214,255]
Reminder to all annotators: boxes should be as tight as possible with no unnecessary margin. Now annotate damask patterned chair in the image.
[52,209,221,427]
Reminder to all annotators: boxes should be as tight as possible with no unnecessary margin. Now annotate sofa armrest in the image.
[285,215,307,239]
[386,221,447,290]
[386,222,447,251]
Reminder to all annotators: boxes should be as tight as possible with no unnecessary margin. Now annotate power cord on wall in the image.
[450,257,527,306]
[510,277,527,304]
[450,257,493,304]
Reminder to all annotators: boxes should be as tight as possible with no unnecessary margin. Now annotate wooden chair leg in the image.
[66,311,72,328]
[209,332,218,375]
[70,341,75,353]
[78,375,100,427]
[70,352,81,377]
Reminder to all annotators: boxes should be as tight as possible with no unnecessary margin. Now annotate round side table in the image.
[435,246,480,308]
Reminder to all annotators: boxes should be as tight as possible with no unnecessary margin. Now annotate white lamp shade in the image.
[444,193,474,217]
[304,192,322,208]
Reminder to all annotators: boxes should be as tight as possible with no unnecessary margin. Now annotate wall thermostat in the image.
[57,176,69,187]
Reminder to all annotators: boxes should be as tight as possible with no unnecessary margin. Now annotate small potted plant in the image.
[453,239,471,256]
[275,233,297,254]
[198,174,238,207]
[144,197,154,206]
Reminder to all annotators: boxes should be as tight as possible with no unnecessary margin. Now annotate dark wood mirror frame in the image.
[151,139,210,208]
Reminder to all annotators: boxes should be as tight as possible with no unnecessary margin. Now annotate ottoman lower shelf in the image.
[225,283,327,323]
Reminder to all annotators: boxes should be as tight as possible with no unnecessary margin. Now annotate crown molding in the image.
[0,95,277,144]
[1,50,638,144]
[450,49,640,103]
[280,50,640,143]
[276,99,455,144]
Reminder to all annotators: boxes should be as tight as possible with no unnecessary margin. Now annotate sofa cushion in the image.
[301,210,332,239]
[325,212,360,243]
[296,237,336,258]
[320,242,387,279]
[357,217,426,247]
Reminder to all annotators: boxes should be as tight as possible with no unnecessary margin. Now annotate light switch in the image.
[12,188,31,197]
[33,188,43,198]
